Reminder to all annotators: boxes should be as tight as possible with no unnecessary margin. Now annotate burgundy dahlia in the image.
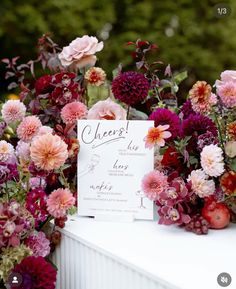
[11,256,56,289]
[180,99,196,119]
[0,162,18,185]
[148,108,181,139]
[197,131,218,151]
[112,71,149,106]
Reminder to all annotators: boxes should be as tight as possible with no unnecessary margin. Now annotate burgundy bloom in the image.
[148,108,180,139]
[180,99,196,119]
[197,131,218,151]
[0,162,18,185]
[11,256,56,289]
[112,71,149,106]
[161,147,183,172]
[25,188,48,228]
[35,75,53,95]
[158,203,191,225]
[51,84,80,106]
[52,72,76,86]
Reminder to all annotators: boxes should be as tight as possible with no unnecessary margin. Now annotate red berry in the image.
[202,201,230,229]
[51,230,61,245]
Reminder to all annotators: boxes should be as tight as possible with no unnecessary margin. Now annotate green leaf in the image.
[174,71,188,85]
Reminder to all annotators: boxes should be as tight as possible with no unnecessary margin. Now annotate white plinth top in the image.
[62,216,236,289]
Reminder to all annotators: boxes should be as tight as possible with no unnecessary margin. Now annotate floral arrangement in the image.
[0,34,235,288]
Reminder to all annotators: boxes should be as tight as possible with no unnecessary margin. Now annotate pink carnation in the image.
[30,133,68,171]
[61,101,88,124]
[87,98,126,120]
[217,81,236,108]
[1,100,26,124]
[47,188,75,218]
[24,231,50,257]
[17,116,42,142]
[141,170,168,201]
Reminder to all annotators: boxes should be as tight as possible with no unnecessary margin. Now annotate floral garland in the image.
[0,35,235,288]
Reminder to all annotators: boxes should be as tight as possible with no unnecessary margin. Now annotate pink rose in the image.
[58,35,103,69]
[215,70,236,88]
[87,98,127,120]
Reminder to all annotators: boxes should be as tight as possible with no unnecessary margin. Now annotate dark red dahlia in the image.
[148,108,181,139]
[11,256,56,289]
[25,188,48,228]
[180,99,196,119]
[35,75,53,95]
[112,71,149,106]
[182,114,217,138]
[161,147,183,171]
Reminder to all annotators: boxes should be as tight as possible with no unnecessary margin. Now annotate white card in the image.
[77,120,154,220]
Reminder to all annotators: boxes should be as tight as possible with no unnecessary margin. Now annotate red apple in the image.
[202,201,230,229]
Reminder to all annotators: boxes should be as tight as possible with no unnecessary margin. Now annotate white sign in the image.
[77,120,154,220]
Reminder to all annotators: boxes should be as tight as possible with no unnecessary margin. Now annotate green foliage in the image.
[1,0,236,99]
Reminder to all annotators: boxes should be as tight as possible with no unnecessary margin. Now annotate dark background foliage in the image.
[0,0,236,99]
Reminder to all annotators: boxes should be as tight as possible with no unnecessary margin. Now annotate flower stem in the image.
[213,110,224,150]
[127,106,130,120]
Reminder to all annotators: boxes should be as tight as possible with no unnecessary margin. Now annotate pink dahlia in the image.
[47,188,75,218]
[30,133,68,171]
[61,101,88,124]
[0,140,14,162]
[24,231,50,257]
[17,116,42,142]
[87,98,126,120]
[141,170,168,201]
[217,81,236,108]
[11,256,56,289]
[85,67,106,86]
[189,81,212,114]
[1,100,26,124]
[16,140,30,161]
[112,71,149,106]
[149,108,180,139]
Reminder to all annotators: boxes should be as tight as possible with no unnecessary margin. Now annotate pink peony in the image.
[61,101,88,124]
[1,100,26,124]
[24,231,50,257]
[17,116,42,142]
[47,188,75,218]
[217,81,236,108]
[141,170,169,201]
[30,133,68,171]
[87,98,126,120]
[58,35,104,69]
[0,140,14,162]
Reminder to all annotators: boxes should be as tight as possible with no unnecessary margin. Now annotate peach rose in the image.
[87,98,126,120]
[58,35,103,69]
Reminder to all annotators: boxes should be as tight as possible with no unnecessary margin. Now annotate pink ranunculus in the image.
[58,35,104,69]
[87,98,127,120]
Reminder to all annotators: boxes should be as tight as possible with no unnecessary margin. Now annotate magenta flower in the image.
[24,231,50,257]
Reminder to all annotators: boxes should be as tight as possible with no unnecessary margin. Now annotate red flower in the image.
[11,256,56,289]
[161,147,182,171]
[35,75,53,95]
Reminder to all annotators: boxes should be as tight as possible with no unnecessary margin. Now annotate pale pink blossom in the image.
[87,98,126,120]
[187,169,215,197]
[58,35,103,69]
[141,170,168,201]
[216,81,236,108]
[215,70,236,88]
[0,140,14,162]
[201,144,225,177]
[61,101,88,124]
[30,133,68,171]
[16,140,30,161]
[1,100,26,124]
[17,116,42,142]
[47,188,75,218]
[225,141,236,158]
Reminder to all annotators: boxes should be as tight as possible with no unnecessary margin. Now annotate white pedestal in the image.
[52,216,236,289]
